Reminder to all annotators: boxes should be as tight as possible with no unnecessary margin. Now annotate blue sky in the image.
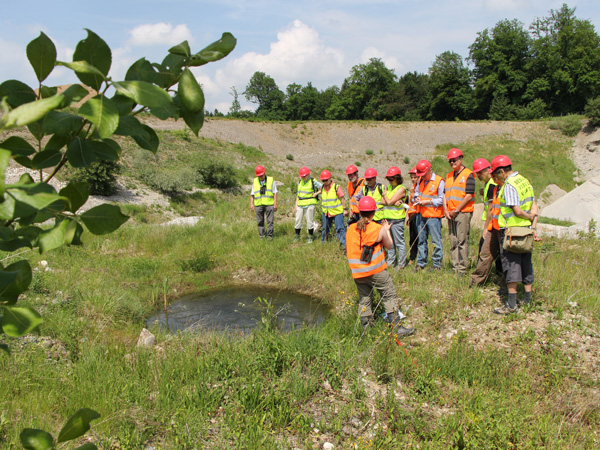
[1,1,599,113]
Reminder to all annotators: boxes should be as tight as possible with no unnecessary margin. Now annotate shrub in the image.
[365,149,374,156]
[548,115,583,137]
[584,97,600,127]
[177,254,215,272]
[197,160,239,189]
[403,156,410,164]
[355,161,361,167]
[516,99,548,120]
[138,165,198,194]
[286,154,294,161]
[68,160,120,196]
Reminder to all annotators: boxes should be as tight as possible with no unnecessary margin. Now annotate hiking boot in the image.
[414,265,424,272]
[307,236,314,244]
[386,313,414,337]
[493,304,518,315]
[293,235,300,243]
[360,316,372,328]
[394,325,415,337]
[428,266,441,272]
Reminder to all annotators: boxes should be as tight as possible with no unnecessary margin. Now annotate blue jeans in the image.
[416,215,442,268]
[322,213,346,248]
[386,219,406,268]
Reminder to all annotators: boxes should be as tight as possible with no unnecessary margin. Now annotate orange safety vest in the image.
[418,175,444,218]
[407,183,419,217]
[348,178,365,215]
[489,185,500,231]
[346,221,387,279]
[445,167,475,213]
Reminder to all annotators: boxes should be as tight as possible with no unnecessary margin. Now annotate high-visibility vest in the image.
[489,185,500,231]
[417,175,444,218]
[362,183,384,221]
[407,183,419,217]
[382,184,407,220]
[297,178,318,207]
[482,178,497,221]
[498,174,534,228]
[321,183,343,216]
[252,176,274,206]
[348,178,365,214]
[445,167,475,213]
[347,221,387,279]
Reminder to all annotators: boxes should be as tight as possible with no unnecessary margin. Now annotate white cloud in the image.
[359,47,407,76]
[128,23,192,47]
[485,0,530,11]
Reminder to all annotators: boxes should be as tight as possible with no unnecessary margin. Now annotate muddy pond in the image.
[146,285,331,333]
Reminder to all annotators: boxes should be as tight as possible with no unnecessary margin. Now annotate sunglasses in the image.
[448,158,461,164]
[365,177,375,181]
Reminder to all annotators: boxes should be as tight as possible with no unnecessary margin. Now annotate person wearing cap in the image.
[469,158,504,288]
[406,167,420,265]
[444,148,476,277]
[381,166,408,268]
[294,167,322,243]
[361,168,384,223]
[346,196,414,337]
[320,170,347,250]
[491,155,541,314]
[346,165,365,226]
[250,165,278,240]
[412,159,445,270]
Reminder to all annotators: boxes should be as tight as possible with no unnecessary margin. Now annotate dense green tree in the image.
[244,71,285,119]
[427,51,475,120]
[469,19,533,118]
[529,4,600,114]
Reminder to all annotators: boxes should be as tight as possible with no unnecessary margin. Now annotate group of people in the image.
[250,149,540,335]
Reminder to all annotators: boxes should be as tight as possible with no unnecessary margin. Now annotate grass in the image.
[1,127,599,449]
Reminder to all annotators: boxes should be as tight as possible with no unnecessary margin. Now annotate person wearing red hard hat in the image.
[346,164,365,226]
[346,196,414,337]
[406,167,420,265]
[444,148,476,277]
[293,167,322,243]
[360,168,384,223]
[470,158,504,289]
[412,159,445,270]
[250,165,278,240]
[320,169,347,251]
[490,155,540,314]
[381,166,408,268]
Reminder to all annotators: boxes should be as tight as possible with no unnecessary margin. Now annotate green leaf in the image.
[181,106,205,137]
[38,218,72,253]
[0,80,36,108]
[40,86,58,98]
[112,80,173,109]
[0,195,16,220]
[94,139,121,161]
[78,95,119,139]
[125,58,158,84]
[0,261,32,305]
[0,136,36,156]
[60,181,89,213]
[6,180,62,212]
[44,133,69,152]
[42,111,84,136]
[189,32,236,67]
[178,68,205,113]
[0,148,11,197]
[1,95,64,131]
[111,93,135,116]
[0,343,10,355]
[57,61,107,81]
[66,137,97,168]
[168,40,191,57]
[72,29,111,91]
[81,204,129,235]
[31,149,62,170]
[73,444,98,450]
[62,84,91,106]
[20,428,54,450]
[114,115,145,136]
[57,408,101,443]
[153,53,185,88]
[132,124,159,153]
[27,32,57,82]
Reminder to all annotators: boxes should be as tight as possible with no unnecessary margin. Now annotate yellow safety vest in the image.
[363,183,384,221]
[382,184,407,220]
[482,178,497,221]
[321,183,343,216]
[498,174,534,228]
[297,178,318,207]
[253,176,274,206]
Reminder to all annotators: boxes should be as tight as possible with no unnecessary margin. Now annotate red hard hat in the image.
[364,168,378,178]
[346,164,359,175]
[358,196,377,212]
[472,158,491,174]
[490,155,512,173]
[448,148,463,160]
[255,165,265,176]
[415,160,431,177]
[299,167,310,177]
[386,166,401,177]
[320,170,332,181]
[409,166,417,175]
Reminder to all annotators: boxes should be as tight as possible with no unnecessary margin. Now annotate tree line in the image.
[221,4,600,122]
